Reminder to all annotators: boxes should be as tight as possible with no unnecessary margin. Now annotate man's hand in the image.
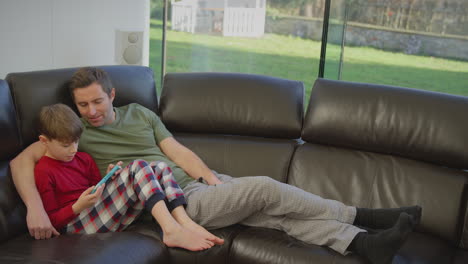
[10,141,55,239]
[160,137,223,186]
[206,177,223,185]
[27,206,60,240]
[72,185,104,214]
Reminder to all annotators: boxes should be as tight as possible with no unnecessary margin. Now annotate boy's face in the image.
[40,136,79,162]
[73,82,115,127]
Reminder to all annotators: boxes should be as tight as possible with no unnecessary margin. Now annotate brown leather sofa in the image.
[1,65,467,263]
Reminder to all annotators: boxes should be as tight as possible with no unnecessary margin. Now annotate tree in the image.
[150,0,165,19]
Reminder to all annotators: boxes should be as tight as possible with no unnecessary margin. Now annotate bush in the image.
[150,0,164,19]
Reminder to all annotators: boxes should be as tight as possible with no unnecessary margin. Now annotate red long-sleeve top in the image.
[34,152,102,230]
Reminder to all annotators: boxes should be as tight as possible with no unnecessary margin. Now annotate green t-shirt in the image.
[78,103,194,189]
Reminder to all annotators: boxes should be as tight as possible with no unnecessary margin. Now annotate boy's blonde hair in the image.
[38,103,83,143]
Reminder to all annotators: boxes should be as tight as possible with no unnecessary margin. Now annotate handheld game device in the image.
[91,165,122,194]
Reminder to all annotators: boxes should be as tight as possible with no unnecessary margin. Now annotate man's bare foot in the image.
[163,225,215,251]
[182,221,225,245]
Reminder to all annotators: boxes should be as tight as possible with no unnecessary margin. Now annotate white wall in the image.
[0,0,150,78]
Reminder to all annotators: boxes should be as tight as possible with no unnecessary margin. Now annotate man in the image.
[11,67,421,263]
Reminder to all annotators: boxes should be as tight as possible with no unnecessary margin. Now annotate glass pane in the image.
[323,0,346,80]
[149,0,165,95]
[339,0,468,96]
[159,0,325,102]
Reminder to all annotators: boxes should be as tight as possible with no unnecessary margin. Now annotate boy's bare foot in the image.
[181,221,225,245]
[163,225,215,251]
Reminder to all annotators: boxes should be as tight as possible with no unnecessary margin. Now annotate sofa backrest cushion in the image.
[0,80,27,243]
[174,134,297,183]
[160,72,304,139]
[303,78,468,170]
[160,73,304,180]
[7,66,157,147]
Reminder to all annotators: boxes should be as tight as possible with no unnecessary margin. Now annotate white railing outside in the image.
[171,4,266,37]
[223,8,265,37]
[171,3,196,33]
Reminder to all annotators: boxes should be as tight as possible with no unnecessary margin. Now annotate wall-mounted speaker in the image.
[115,30,143,65]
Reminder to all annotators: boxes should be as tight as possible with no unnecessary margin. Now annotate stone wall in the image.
[265,15,468,61]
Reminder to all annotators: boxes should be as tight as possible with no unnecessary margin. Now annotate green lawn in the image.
[149,19,468,99]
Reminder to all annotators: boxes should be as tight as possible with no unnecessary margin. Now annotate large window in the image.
[151,0,324,99]
[324,0,468,96]
[151,0,468,98]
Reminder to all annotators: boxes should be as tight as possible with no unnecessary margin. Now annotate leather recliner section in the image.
[160,73,305,183]
[296,78,468,251]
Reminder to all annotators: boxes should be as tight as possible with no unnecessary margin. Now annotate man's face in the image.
[73,82,116,127]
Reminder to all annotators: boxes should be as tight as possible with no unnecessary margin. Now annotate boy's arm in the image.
[10,141,60,239]
[159,137,222,185]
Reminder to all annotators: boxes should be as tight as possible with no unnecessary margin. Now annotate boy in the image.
[34,103,224,251]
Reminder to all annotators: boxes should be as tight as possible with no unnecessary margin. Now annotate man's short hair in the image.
[69,67,113,101]
[38,103,83,143]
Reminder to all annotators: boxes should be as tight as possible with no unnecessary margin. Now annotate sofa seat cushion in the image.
[0,232,168,264]
[229,227,458,264]
[168,225,247,264]
[396,231,455,263]
[453,248,468,264]
[126,216,247,264]
[229,227,363,264]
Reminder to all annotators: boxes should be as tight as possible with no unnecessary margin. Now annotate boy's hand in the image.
[106,161,123,180]
[72,185,104,214]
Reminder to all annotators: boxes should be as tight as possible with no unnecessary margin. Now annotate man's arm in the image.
[159,137,222,185]
[10,141,60,239]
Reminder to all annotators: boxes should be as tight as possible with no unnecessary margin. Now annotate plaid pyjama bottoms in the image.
[64,160,186,234]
